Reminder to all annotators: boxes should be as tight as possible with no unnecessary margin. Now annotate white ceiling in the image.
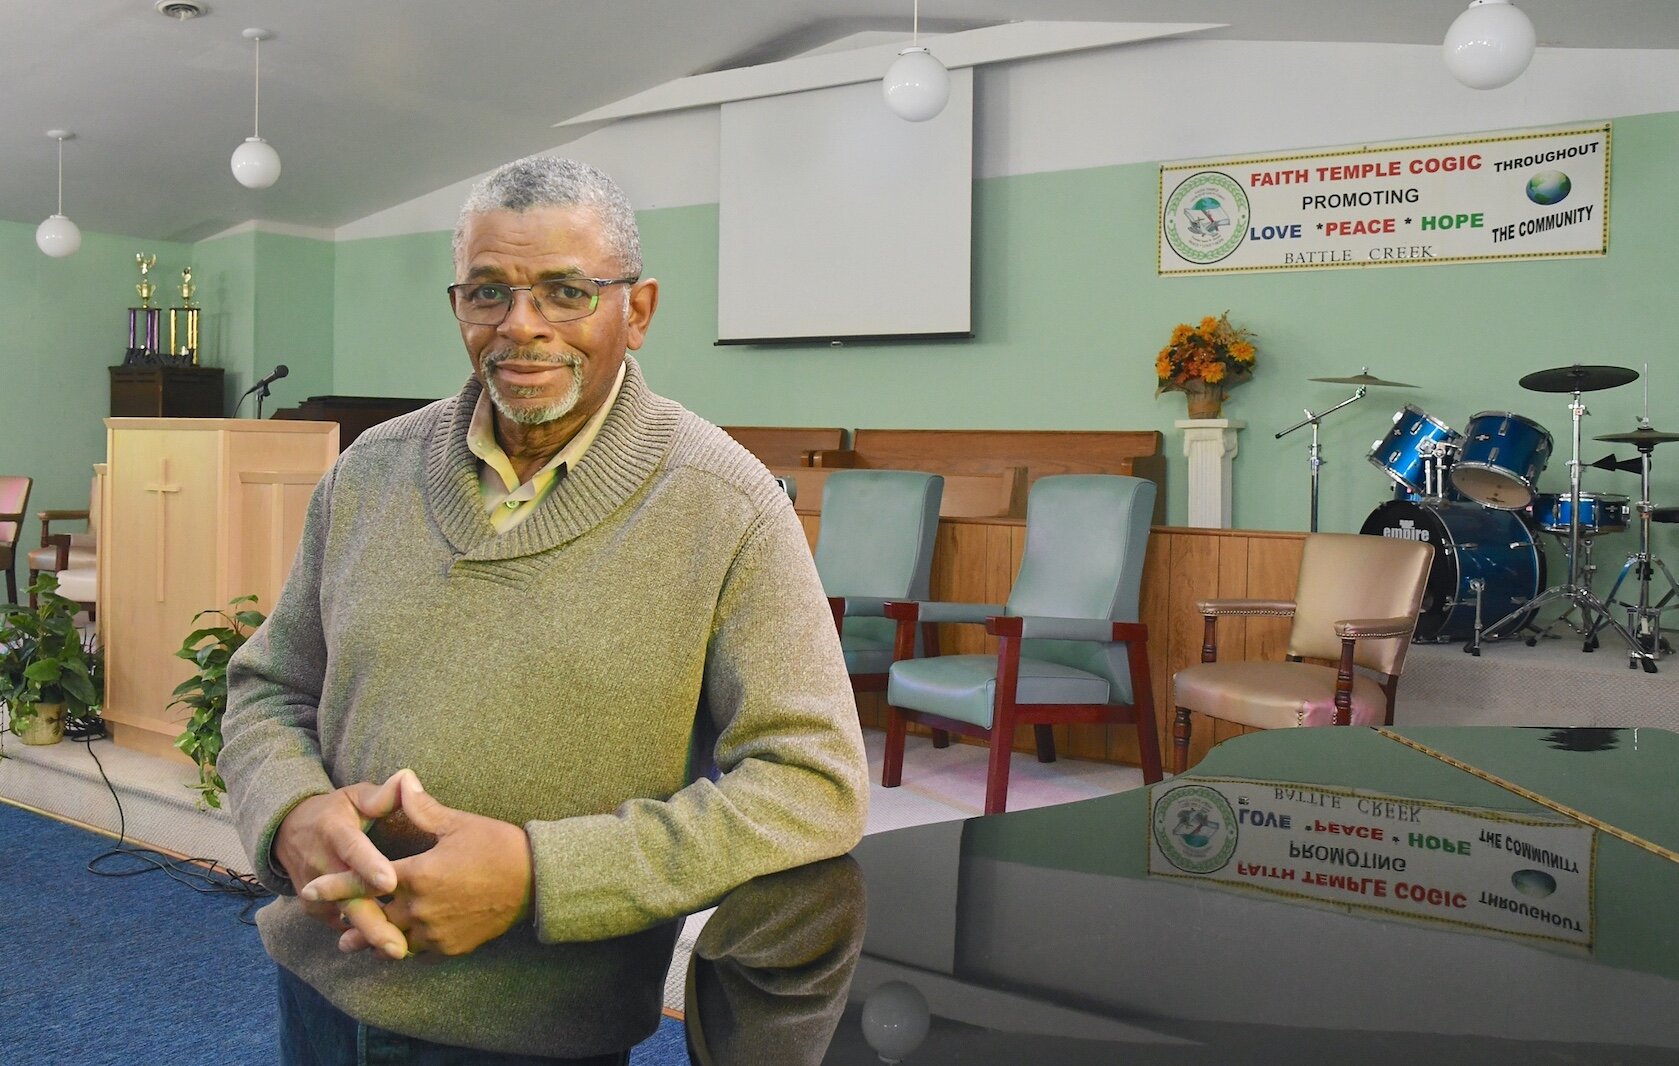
[7,0,1678,244]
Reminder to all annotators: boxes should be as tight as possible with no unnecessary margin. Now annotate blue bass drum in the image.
[1359,500,1544,642]
[1450,411,1554,509]
[1368,405,1462,497]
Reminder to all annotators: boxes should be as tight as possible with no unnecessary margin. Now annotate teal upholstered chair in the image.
[881,474,1161,815]
[814,470,944,693]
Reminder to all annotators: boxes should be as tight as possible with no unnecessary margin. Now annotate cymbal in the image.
[1594,427,1679,445]
[1519,364,1639,393]
[1309,368,1417,387]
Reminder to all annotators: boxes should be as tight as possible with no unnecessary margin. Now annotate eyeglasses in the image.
[446,275,640,326]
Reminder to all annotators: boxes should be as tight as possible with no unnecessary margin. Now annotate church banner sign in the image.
[1148,777,1596,949]
[1158,124,1610,275]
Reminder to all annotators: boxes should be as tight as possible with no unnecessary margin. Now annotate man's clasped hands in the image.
[273,769,535,961]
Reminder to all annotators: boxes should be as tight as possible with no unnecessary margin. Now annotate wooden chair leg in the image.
[4,566,14,606]
[1033,724,1056,763]
[882,705,907,788]
[1172,706,1193,776]
[931,729,950,749]
[983,726,1014,815]
[1136,706,1164,784]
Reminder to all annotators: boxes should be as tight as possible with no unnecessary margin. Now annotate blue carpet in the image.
[0,799,687,1065]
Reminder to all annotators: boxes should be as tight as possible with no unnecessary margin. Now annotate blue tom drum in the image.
[1450,411,1554,509]
[1359,500,1544,642]
[1368,405,1462,497]
[1532,492,1630,537]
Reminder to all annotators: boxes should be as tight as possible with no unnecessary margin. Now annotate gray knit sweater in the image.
[219,357,867,1057]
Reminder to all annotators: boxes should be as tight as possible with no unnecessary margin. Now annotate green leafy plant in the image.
[0,573,102,744]
[171,595,265,808]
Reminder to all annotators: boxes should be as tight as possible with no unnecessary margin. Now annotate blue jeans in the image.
[277,967,632,1066]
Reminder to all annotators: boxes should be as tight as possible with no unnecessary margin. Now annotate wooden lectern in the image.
[98,418,338,761]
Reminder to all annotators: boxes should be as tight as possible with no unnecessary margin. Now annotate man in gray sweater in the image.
[219,156,868,1064]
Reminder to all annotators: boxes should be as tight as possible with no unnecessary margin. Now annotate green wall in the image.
[0,221,191,522]
[330,112,1679,573]
[0,222,335,552]
[14,112,1675,594]
[331,231,461,398]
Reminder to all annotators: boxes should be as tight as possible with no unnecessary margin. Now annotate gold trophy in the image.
[126,253,160,362]
[169,267,201,365]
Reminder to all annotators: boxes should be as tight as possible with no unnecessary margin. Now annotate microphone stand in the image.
[1275,387,1365,532]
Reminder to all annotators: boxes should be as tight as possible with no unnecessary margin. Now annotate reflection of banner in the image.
[1148,778,1596,949]
[1158,124,1610,275]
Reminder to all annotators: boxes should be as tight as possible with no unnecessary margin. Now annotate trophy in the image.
[125,253,161,364]
[168,267,200,366]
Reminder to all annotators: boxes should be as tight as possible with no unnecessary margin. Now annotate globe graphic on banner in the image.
[1526,171,1572,206]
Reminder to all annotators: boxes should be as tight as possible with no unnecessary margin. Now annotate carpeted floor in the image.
[0,799,687,1066]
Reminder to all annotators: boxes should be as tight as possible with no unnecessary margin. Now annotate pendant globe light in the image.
[882,0,949,122]
[231,28,282,188]
[36,130,81,258]
[1443,0,1536,90]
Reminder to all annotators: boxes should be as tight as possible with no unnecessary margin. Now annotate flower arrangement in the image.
[1154,312,1257,417]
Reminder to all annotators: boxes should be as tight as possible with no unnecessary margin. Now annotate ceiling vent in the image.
[155,1,208,20]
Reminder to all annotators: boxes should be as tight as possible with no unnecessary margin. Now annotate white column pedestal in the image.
[1175,419,1245,528]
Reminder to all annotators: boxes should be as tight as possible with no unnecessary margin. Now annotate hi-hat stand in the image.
[1587,425,1679,662]
[1474,365,1657,672]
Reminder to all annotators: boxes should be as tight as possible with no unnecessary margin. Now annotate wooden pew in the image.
[771,466,1028,519]
[721,426,847,469]
[805,428,1165,524]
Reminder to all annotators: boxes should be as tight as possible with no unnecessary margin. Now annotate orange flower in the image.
[1155,313,1256,396]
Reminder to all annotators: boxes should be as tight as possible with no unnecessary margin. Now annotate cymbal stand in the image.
[1276,386,1365,532]
[1477,384,1658,672]
[1587,438,1679,662]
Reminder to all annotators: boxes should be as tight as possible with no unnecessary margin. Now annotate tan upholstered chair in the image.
[28,473,98,613]
[0,475,33,604]
[1171,532,1433,774]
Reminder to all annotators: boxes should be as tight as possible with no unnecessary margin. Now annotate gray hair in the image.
[453,155,642,275]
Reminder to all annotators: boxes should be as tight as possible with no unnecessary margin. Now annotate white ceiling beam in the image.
[554,21,1225,126]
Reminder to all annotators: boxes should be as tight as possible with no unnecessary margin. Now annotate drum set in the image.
[1326,363,1676,671]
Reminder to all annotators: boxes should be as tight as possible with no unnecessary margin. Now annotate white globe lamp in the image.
[37,131,81,258]
[232,29,282,188]
[1443,0,1536,90]
[883,47,950,122]
[232,136,282,189]
[36,214,82,258]
[860,980,931,1063]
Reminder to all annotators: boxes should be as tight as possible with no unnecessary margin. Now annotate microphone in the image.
[236,363,289,418]
[243,364,289,396]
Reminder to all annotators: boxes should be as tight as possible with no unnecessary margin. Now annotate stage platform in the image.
[1399,631,1678,732]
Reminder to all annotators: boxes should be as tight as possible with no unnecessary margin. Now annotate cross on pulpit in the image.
[144,459,181,602]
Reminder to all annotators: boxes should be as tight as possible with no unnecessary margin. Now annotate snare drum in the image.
[1359,500,1544,642]
[1369,405,1462,497]
[1450,411,1553,509]
[1533,492,1631,536]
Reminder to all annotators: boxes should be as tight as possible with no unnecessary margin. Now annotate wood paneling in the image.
[803,428,1167,526]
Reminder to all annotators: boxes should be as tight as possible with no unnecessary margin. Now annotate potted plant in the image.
[172,595,265,808]
[0,573,102,746]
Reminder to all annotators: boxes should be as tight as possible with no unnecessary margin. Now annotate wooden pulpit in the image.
[98,418,338,761]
